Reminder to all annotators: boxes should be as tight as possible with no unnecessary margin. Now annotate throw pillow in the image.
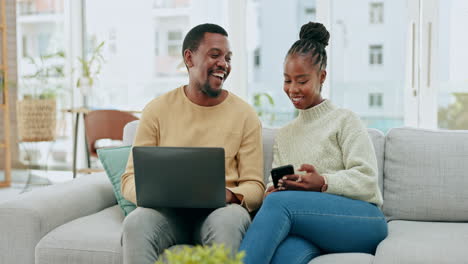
[98,146,136,216]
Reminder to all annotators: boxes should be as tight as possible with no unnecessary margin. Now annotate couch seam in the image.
[36,246,121,254]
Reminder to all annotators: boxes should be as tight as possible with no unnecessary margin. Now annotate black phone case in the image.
[271,164,294,188]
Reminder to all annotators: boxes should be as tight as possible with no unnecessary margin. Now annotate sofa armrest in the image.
[0,172,116,264]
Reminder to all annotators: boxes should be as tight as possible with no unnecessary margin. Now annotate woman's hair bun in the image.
[299,22,330,46]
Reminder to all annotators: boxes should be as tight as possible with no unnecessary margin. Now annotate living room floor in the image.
[0,169,74,202]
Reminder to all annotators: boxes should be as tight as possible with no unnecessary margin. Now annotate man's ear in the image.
[184,49,194,68]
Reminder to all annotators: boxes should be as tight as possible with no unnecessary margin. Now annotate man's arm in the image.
[226,189,241,204]
[227,115,265,212]
[121,104,159,205]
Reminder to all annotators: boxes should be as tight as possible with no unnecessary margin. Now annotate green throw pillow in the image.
[97,146,136,216]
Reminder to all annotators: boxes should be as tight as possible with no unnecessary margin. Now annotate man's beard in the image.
[201,82,222,98]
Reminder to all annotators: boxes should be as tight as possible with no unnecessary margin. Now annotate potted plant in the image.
[155,244,245,264]
[17,51,66,142]
[76,41,105,96]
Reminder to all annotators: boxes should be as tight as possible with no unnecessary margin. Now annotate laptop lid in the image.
[133,146,226,209]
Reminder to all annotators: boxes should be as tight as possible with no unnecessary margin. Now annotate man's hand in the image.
[226,189,241,204]
[277,164,325,192]
[264,185,279,198]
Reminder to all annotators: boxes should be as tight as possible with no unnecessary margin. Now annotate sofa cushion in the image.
[383,127,468,221]
[374,220,468,264]
[35,205,124,264]
[98,146,137,216]
[308,253,374,264]
[0,172,116,264]
[367,128,385,193]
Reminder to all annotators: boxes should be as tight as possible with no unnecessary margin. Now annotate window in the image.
[369,45,383,65]
[247,0,317,127]
[370,2,384,24]
[298,0,317,26]
[254,48,260,67]
[85,0,230,109]
[153,0,190,9]
[154,31,159,56]
[152,15,189,77]
[167,30,182,56]
[38,33,51,56]
[369,93,383,108]
[22,35,28,57]
[108,28,117,54]
[16,0,72,170]
[305,7,316,17]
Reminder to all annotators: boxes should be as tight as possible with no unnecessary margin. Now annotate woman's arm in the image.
[322,114,383,205]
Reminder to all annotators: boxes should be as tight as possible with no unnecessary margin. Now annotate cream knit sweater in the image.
[270,100,383,206]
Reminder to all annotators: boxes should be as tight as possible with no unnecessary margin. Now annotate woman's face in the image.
[283,54,327,110]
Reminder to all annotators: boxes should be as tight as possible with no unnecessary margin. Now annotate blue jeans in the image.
[239,191,388,264]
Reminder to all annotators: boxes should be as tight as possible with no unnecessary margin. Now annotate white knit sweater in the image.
[269,100,383,206]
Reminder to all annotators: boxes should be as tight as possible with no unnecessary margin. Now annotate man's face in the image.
[185,33,232,97]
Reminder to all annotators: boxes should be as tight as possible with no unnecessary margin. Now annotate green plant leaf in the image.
[154,244,245,264]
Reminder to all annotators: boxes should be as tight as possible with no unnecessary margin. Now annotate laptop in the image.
[133,146,226,209]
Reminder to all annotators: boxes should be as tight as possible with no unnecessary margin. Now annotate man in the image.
[121,23,265,264]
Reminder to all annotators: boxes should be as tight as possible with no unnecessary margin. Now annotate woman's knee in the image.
[271,236,321,264]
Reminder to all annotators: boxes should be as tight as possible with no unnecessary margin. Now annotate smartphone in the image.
[270,164,294,188]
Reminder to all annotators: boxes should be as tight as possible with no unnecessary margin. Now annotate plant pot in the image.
[17,98,57,142]
[77,77,92,96]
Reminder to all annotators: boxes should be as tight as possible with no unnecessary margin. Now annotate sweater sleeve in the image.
[322,114,383,206]
[121,104,159,205]
[227,116,265,212]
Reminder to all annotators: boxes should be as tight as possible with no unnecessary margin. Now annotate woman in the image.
[239,22,388,264]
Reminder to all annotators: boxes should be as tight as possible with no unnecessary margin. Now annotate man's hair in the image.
[182,23,228,57]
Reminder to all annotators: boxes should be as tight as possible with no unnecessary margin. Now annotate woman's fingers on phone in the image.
[278,174,296,187]
[298,164,315,173]
[282,174,300,182]
[282,180,305,191]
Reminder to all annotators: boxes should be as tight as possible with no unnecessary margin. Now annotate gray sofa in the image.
[1,120,468,264]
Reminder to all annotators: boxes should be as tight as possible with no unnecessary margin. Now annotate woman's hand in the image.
[277,164,325,192]
[264,185,279,198]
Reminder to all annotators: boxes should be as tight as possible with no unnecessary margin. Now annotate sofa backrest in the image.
[123,120,139,146]
[382,127,468,222]
[123,121,384,191]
